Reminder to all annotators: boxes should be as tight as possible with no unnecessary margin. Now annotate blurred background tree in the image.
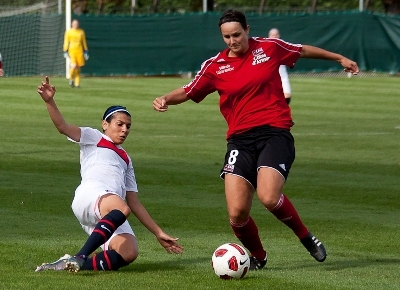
[88,0,386,14]
[1,0,398,14]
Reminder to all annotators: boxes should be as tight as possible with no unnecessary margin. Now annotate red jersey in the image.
[183,37,302,139]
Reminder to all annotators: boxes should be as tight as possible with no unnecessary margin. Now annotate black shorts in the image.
[220,125,295,189]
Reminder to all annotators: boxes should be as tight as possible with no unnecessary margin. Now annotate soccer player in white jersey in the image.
[35,76,183,272]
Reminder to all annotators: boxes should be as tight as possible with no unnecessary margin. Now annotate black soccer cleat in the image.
[300,232,327,262]
[249,254,267,270]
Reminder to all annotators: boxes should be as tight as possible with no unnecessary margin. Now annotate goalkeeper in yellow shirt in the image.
[63,19,88,88]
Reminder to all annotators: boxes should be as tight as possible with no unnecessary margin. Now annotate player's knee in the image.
[257,189,282,209]
[117,243,138,264]
[258,193,281,209]
[110,234,138,264]
[119,205,131,218]
[228,208,250,224]
[99,194,131,218]
[122,249,138,264]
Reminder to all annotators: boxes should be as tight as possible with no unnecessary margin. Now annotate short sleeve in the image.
[183,57,218,103]
[68,127,102,144]
[125,157,138,192]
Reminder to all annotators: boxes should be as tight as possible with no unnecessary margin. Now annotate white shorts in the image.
[71,181,135,251]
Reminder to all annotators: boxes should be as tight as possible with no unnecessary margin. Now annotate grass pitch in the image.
[0,75,399,290]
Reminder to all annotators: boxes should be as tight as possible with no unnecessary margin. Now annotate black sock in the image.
[81,250,129,271]
[76,209,126,257]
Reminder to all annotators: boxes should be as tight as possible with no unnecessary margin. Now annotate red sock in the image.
[268,194,309,239]
[230,217,266,260]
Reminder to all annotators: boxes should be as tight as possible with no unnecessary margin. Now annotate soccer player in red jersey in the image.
[153,9,359,270]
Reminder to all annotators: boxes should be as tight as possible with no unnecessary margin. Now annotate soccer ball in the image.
[211,243,250,280]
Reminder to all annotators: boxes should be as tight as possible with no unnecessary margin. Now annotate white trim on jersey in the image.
[253,37,302,54]
[183,52,221,96]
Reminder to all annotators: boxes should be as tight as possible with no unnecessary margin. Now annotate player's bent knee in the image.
[228,209,250,224]
[99,194,131,218]
[118,244,138,264]
[258,193,281,209]
[122,250,138,264]
[110,233,138,264]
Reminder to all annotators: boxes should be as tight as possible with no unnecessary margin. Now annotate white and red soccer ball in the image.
[211,243,250,279]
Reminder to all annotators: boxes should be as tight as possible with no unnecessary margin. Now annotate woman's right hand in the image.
[153,96,169,112]
[37,76,56,102]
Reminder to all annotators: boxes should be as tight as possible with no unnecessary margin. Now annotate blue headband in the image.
[103,106,130,120]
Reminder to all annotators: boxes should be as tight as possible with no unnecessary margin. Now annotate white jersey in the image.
[69,127,138,200]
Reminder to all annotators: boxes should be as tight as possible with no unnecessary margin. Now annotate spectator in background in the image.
[63,19,89,88]
[268,28,292,104]
[0,53,4,76]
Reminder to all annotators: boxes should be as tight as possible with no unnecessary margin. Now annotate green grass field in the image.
[0,76,399,290]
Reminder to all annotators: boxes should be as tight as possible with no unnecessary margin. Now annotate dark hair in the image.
[102,105,131,122]
[218,9,248,30]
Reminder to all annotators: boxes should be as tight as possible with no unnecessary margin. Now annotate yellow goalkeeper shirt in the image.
[63,28,88,53]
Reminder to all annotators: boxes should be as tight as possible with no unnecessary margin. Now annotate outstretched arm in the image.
[301,45,359,75]
[37,76,81,141]
[126,191,184,254]
[153,87,190,112]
